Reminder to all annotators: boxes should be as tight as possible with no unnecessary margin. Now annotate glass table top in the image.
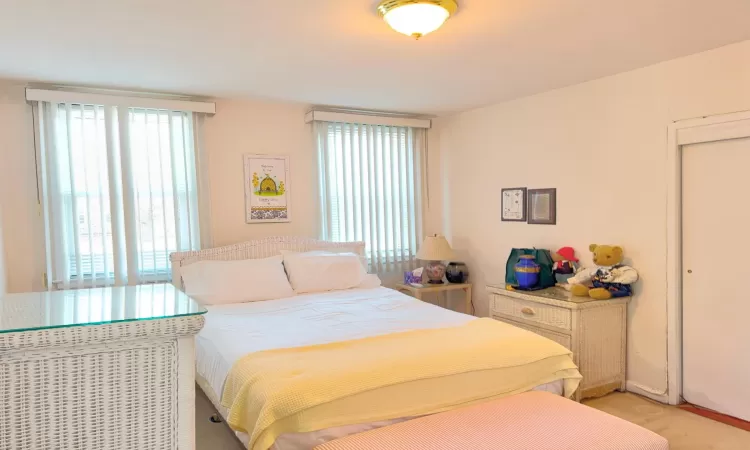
[0,283,206,334]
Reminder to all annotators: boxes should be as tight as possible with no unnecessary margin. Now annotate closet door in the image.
[682,135,750,421]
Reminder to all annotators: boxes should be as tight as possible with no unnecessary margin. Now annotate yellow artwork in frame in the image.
[244,154,291,223]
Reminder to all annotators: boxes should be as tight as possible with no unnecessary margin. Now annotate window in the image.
[315,121,425,273]
[36,102,203,288]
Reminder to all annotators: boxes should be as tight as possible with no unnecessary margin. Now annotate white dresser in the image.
[486,285,629,401]
[0,284,205,450]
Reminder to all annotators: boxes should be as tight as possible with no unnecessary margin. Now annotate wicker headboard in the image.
[169,236,366,290]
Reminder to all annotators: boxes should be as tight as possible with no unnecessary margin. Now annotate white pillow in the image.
[181,255,294,305]
[282,251,369,294]
[358,273,383,289]
[308,246,368,270]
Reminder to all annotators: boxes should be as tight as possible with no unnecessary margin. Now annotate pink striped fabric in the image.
[315,392,669,450]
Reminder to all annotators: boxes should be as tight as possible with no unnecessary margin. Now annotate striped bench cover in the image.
[315,392,669,450]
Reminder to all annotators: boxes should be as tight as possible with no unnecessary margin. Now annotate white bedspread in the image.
[197,287,474,396]
[196,287,564,450]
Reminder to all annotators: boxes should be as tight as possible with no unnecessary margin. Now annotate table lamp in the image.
[416,235,457,284]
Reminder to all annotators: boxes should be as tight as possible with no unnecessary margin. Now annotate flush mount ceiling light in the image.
[377,0,458,40]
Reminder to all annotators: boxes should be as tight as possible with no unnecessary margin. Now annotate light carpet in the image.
[196,387,750,450]
[585,393,750,450]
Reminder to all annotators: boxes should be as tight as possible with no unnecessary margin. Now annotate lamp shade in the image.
[416,235,456,261]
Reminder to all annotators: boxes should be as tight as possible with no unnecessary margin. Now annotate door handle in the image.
[687,269,693,274]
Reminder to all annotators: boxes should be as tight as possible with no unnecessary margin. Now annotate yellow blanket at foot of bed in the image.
[221,318,582,450]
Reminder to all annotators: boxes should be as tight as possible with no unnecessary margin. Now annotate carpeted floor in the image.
[196,387,245,450]
[585,393,750,450]
[196,387,750,450]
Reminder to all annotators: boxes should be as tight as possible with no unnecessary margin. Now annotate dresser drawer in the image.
[493,316,572,350]
[493,316,573,350]
[492,294,572,332]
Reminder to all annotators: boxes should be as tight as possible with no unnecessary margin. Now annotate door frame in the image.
[667,109,750,405]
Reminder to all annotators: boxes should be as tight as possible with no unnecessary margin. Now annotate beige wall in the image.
[434,39,750,397]
[203,99,319,246]
[0,89,443,291]
[0,93,323,291]
[0,206,7,294]
[203,98,443,290]
[0,81,40,293]
[203,98,442,248]
[9,39,745,397]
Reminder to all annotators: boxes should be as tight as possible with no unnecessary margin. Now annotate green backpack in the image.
[505,248,556,289]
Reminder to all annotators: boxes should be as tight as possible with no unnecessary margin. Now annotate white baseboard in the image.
[626,381,670,404]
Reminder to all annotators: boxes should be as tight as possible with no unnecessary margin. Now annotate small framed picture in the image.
[528,188,557,225]
[501,188,527,222]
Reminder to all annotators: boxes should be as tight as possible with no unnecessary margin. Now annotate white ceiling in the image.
[1,0,750,115]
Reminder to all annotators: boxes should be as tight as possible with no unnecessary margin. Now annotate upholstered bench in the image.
[315,392,669,450]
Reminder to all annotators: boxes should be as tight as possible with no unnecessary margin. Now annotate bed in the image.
[171,237,582,450]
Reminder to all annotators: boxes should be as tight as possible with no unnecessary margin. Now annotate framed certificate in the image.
[501,187,527,222]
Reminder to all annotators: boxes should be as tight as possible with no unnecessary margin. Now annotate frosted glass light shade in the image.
[380,1,456,39]
[416,235,457,261]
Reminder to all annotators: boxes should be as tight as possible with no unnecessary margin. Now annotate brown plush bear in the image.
[568,244,638,300]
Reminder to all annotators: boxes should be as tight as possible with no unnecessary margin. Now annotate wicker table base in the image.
[0,287,205,450]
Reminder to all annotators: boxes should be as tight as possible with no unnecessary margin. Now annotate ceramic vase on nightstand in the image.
[514,255,540,289]
[446,262,468,284]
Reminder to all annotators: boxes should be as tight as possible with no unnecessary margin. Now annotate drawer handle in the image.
[521,307,535,316]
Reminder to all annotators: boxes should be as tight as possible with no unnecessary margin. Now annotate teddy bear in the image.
[567,244,638,300]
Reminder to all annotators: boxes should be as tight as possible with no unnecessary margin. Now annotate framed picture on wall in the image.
[501,188,527,222]
[527,188,556,225]
[244,154,291,223]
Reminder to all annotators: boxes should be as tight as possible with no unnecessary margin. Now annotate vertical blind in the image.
[315,121,424,273]
[36,102,203,289]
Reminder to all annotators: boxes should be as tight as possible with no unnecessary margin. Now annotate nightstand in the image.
[486,284,629,401]
[396,283,473,315]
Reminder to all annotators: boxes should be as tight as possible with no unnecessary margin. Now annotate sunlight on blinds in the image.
[50,104,115,285]
[128,109,199,280]
[38,102,201,289]
[316,122,424,273]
